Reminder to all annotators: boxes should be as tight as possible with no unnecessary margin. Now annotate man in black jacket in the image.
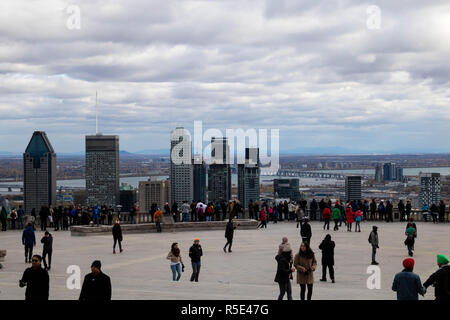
[223,219,236,253]
[40,231,53,270]
[19,254,49,300]
[300,218,312,245]
[79,260,112,301]
[423,254,450,300]
[189,238,203,282]
[319,234,335,283]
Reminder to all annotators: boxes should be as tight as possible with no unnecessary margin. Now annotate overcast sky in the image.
[0,0,449,154]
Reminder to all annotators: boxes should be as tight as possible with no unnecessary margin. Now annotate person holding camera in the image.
[294,241,317,300]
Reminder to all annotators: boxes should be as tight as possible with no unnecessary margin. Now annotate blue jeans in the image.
[182,213,189,222]
[170,263,182,281]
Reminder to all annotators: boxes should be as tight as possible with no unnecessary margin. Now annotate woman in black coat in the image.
[319,234,335,283]
[223,219,236,253]
[112,220,123,254]
[275,251,294,300]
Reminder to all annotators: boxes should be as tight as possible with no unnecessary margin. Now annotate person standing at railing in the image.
[438,200,446,223]
[1,206,8,231]
[370,199,377,221]
[17,205,25,230]
[154,209,163,233]
[406,200,412,221]
[398,200,406,222]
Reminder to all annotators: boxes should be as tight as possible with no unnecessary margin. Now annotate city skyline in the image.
[0,1,450,154]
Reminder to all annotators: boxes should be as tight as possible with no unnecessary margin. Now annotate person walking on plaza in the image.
[369,226,379,265]
[224,218,236,253]
[294,242,317,300]
[322,205,331,230]
[167,242,185,281]
[0,206,7,231]
[354,209,362,232]
[319,234,335,283]
[275,244,294,300]
[423,254,450,300]
[392,258,425,300]
[112,220,123,254]
[405,222,417,257]
[189,238,203,282]
[257,208,267,229]
[79,260,112,301]
[19,254,49,300]
[332,204,341,231]
[346,204,354,232]
[300,218,312,245]
[40,231,53,270]
[22,223,36,263]
[154,209,163,233]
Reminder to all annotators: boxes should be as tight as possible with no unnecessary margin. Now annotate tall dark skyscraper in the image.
[383,162,396,181]
[238,147,260,207]
[208,137,231,204]
[345,175,362,201]
[85,134,119,207]
[23,131,56,214]
[193,153,206,202]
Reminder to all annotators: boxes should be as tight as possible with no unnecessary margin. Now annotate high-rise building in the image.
[238,147,260,207]
[208,137,231,204]
[119,184,137,212]
[170,127,193,205]
[23,131,56,215]
[138,178,170,213]
[345,176,362,201]
[193,153,206,203]
[375,164,383,182]
[396,167,404,182]
[85,134,119,207]
[274,179,300,201]
[383,162,396,181]
[419,173,441,207]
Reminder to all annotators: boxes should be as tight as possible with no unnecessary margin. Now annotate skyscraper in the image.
[138,178,170,212]
[374,164,383,182]
[85,134,119,207]
[23,131,56,215]
[345,176,362,201]
[170,127,193,205]
[193,153,206,203]
[208,137,231,203]
[383,162,396,181]
[238,147,260,207]
[419,173,441,207]
[273,179,300,201]
[396,167,404,182]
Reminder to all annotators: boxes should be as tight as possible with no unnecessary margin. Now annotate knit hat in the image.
[279,243,292,253]
[194,238,199,242]
[402,258,414,270]
[437,254,449,265]
[91,260,101,269]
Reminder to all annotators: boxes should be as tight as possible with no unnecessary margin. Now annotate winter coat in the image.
[354,210,362,222]
[346,208,354,224]
[322,207,331,220]
[392,270,425,300]
[423,265,450,300]
[369,231,379,248]
[112,224,122,241]
[274,254,292,284]
[40,235,53,252]
[318,239,335,265]
[189,244,203,263]
[20,267,49,300]
[332,208,341,220]
[225,221,235,239]
[300,222,312,239]
[260,210,266,221]
[294,253,317,285]
[167,251,184,264]
[79,272,112,301]
[22,226,36,246]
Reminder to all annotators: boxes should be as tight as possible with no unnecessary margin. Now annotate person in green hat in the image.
[423,254,450,300]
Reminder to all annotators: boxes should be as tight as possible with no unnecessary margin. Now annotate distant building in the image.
[238,147,260,207]
[383,162,396,181]
[193,153,206,203]
[345,176,362,201]
[208,137,231,203]
[274,179,300,201]
[375,164,383,182]
[396,167,404,182]
[85,134,119,207]
[119,184,136,212]
[138,179,170,213]
[170,127,193,205]
[419,173,441,207]
[23,131,56,215]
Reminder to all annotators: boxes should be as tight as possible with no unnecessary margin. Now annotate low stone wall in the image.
[70,219,259,236]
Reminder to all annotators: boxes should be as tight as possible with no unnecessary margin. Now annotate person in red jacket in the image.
[257,208,267,229]
[322,206,331,230]
[346,204,354,232]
